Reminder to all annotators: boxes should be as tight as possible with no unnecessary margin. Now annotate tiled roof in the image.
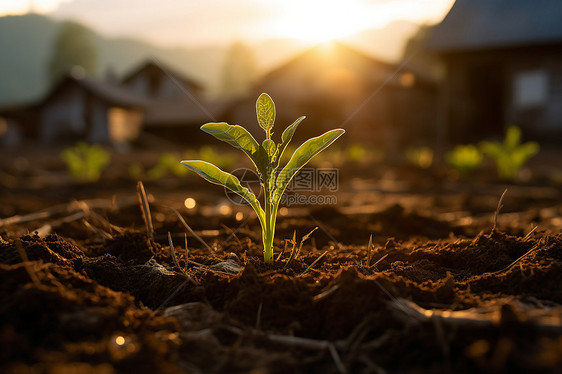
[428,0,562,52]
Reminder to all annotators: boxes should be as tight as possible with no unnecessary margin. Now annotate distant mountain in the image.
[0,14,59,106]
[0,14,423,106]
[0,13,228,106]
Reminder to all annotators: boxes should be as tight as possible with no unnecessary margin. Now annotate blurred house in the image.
[0,105,34,147]
[121,60,225,142]
[428,0,562,143]
[38,69,145,145]
[121,60,204,100]
[0,60,224,147]
[227,42,437,152]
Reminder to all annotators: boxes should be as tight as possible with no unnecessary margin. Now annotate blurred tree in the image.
[48,21,97,85]
[221,41,258,99]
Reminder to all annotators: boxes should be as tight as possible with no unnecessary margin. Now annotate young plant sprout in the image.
[480,125,539,180]
[181,93,345,263]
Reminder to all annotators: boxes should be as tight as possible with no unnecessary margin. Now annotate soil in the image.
[1,146,562,373]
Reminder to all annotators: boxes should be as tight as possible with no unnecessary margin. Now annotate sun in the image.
[271,0,380,44]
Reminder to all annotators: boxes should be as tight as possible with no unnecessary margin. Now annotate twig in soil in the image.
[302,250,328,275]
[431,314,451,372]
[215,214,254,253]
[184,233,189,264]
[366,235,373,267]
[309,215,344,250]
[486,244,539,276]
[328,343,347,374]
[371,253,389,270]
[166,207,212,253]
[225,325,348,373]
[358,355,388,374]
[15,240,41,286]
[312,284,341,302]
[168,232,181,270]
[136,181,154,240]
[220,223,243,251]
[344,315,378,353]
[284,227,318,269]
[35,210,86,236]
[0,198,135,228]
[255,302,263,330]
[284,231,298,268]
[225,325,346,350]
[152,278,194,314]
[492,188,508,233]
[523,225,538,241]
[276,240,288,262]
[0,209,59,228]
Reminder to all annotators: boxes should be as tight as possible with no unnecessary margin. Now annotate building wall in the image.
[88,97,110,143]
[125,75,150,98]
[108,107,143,144]
[0,117,22,147]
[442,44,562,142]
[124,71,200,101]
[40,85,86,143]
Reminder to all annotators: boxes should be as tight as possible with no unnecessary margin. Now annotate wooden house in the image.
[0,105,35,147]
[39,70,145,144]
[121,60,204,101]
[227,42,437,151]
[428,0,562,143]
[121,60,223,142]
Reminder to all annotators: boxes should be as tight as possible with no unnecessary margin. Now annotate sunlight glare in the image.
[270,0,455,44]
[0,0,65,16]
[271,0,375,43]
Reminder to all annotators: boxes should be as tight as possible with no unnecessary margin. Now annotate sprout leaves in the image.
[180,160,264,222]
[273,128,345,203]
[256,93,275,133]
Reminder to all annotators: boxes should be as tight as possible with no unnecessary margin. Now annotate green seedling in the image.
[480,125,539,180]
[148,153,189,180]
[406,146,433,169]
[181,93,345,263]
[61,141,110,182]
[446,144,483,175]
[148,148,236,180]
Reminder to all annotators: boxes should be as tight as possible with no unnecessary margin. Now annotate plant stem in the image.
[262,176,277,264]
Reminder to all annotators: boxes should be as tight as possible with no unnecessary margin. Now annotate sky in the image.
[1,0,455,47]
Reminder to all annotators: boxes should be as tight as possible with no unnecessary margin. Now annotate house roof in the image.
[121,60,203,91]
[258,41,436,89]
[260,42,397,84]
[45,72,147,108]
[143,99,228,127]
[428,0,562,53]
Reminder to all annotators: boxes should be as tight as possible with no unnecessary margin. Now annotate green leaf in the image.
[201,122,259,157]
[273,129,345,203]
[200,122,268,177]
[262,139,276,160]
[181,160,264,221]
[504,125,521,150]
[275,116,306,167]
[256,93,275,132]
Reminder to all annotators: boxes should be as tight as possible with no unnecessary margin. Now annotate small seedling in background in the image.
[480,125,539,180]
[148,153,189,180]
[61,141,110,182]
[446,144,483,175]
[147,148,236,180]
[406,146,433,169]
[181,93,345,263]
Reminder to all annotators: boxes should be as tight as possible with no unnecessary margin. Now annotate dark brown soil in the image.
[1,152,562,373]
